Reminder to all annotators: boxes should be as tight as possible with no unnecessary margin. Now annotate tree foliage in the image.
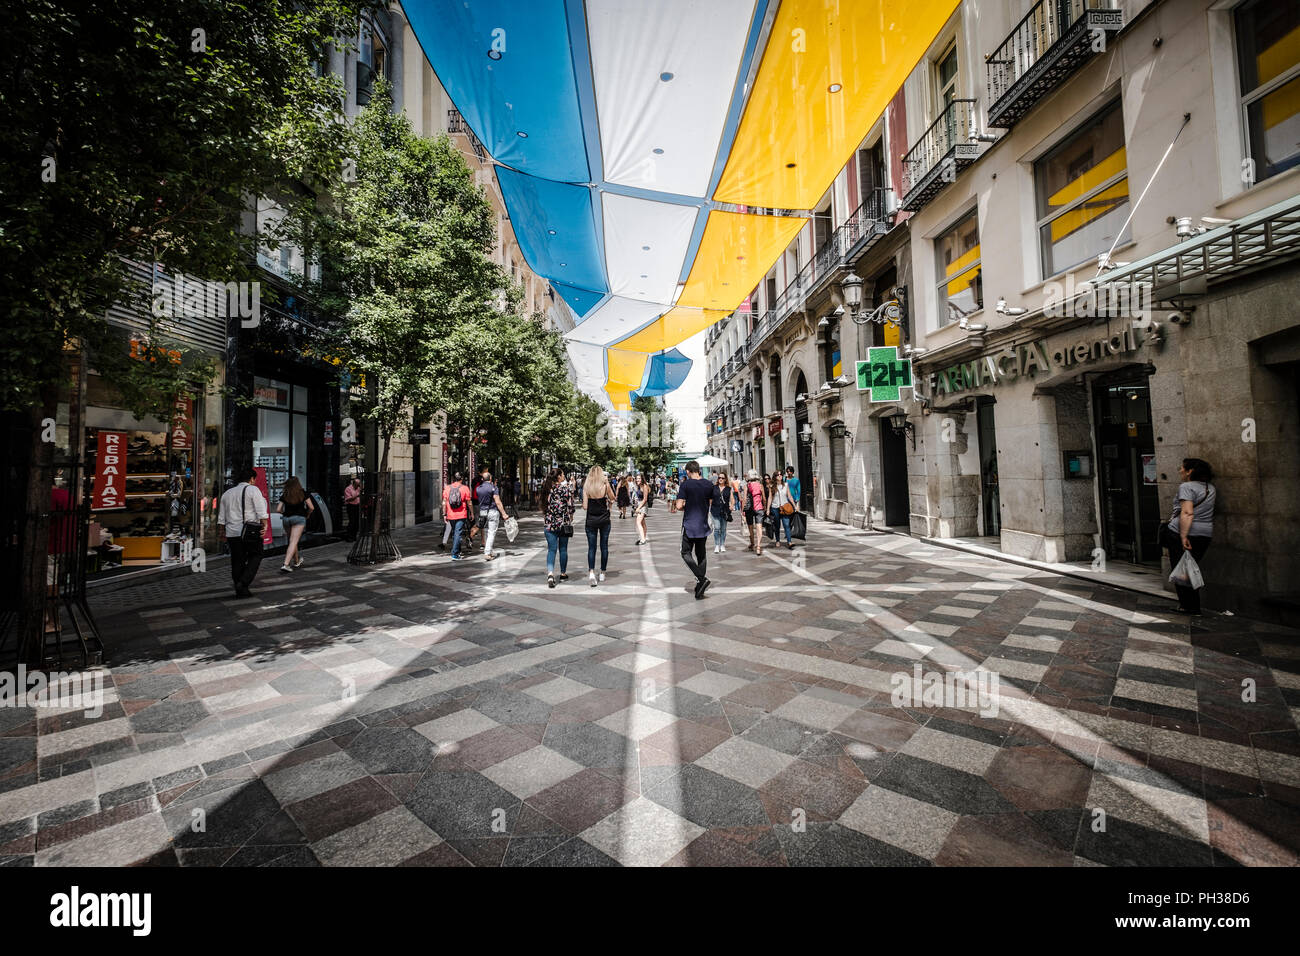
[1,0,377,414]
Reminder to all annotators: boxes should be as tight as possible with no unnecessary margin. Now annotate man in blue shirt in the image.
[675,461,714,599]
[785,466,802,511]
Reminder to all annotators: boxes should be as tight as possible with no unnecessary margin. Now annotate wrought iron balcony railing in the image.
[744,191,892,357]
[900,99,979,211]
[447,109,488,163]
[986,0,1123,130]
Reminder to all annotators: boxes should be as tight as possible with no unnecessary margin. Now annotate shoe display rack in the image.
[90,429,198,565]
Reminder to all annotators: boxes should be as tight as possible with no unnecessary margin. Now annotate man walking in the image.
[218,465,269,598]
[785,465,802,512]
[442,471,472,560]
[675,460,714,599]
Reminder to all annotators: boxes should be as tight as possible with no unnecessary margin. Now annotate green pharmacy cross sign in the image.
[856,347,914,402]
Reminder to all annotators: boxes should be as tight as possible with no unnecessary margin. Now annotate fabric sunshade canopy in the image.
[404,0,957,409]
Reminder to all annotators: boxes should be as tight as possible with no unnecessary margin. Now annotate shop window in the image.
[1235,0,1300,183]
[1035,100,1130,276]
[936,210,981,325]
[253,376,309,509]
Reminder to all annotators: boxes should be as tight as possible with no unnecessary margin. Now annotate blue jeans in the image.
[544,529,569,575]
[780,513,793,545]
[711,514,728,548]
[586,522,610,571]
[449,518,466,557]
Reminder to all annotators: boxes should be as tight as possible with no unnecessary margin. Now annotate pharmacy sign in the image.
[856,347,914,402]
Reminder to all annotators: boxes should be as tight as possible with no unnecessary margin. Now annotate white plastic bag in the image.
[503,514,519,543]
[1169,551,1204,589]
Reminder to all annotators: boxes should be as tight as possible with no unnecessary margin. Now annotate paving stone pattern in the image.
[2,515,1298,866]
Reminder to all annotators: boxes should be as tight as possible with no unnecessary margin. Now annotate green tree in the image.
[435,309,595,475]
[1,0,374,656]
[301,80,508,548]
[623,394,681,477]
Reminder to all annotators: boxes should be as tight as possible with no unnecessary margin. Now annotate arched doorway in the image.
[792,370,812,510]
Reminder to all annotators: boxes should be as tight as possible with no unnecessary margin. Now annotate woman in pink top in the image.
[742,470,767,556]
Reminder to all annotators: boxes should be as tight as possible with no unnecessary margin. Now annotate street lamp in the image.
[841,278,904,330]
[841,272,864,313]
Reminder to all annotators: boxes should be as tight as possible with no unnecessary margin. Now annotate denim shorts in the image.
[283,516,307,528]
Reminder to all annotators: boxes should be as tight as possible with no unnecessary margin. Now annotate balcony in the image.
[745,191,892,356]
[447,109,488,163]
[986,0,1123,131]
[900,99,979,212]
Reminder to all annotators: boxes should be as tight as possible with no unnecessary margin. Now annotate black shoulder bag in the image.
[240,486,263,545]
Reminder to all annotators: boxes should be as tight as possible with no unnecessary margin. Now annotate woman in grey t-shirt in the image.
[1160,458,1215,615]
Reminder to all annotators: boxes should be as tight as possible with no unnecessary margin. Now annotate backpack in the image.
[448,483,463,509]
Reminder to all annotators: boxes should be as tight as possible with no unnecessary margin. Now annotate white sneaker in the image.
[589,571,597,587]
[713,546,720,553]
[720,546,726,553]
[598,572,606,583]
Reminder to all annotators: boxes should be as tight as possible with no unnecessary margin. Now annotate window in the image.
[822,317,842,383]
[813,202,832,252]
[870,268,901,349]
[935,210,981,325]
[828,422,847,502]
[357,17,389,106]
[1035,101,1130,276]
[1236,0,1300,182]
[935,43,959,114]
[859,139,886,213]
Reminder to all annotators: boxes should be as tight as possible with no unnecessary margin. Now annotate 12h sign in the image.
[856,347,914,402]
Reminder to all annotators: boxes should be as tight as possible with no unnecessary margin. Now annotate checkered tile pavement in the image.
[2,514,1298,866]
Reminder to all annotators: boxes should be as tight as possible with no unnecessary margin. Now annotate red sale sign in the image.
[171,394,193,450]
[253,466,273,545]
[92,431,128,510]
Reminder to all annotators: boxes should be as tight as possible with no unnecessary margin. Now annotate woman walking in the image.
[632,475,650,545]
[277,477,314,572]
[1160,458,1217,615]
[541,468,575,588]
[771,473,797,549]
[763,474,779,544]
[711,471,733,553]
[582,465,617,586]
[743,470,767,555]
[616,476,631,519]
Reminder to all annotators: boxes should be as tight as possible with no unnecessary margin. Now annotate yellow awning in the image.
[714,0,960,209]
[678,210,805,312]
[611,306,732,353]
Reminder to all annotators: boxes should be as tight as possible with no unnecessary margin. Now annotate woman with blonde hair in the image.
[581,465,617,587]
[277,476,314,572]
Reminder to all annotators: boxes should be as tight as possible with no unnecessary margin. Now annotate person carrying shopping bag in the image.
[1160,458,1216,615]
[475,466,507,561]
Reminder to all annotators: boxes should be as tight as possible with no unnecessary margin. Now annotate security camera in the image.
[958,317,988,332]
[1166,310,1193,326]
